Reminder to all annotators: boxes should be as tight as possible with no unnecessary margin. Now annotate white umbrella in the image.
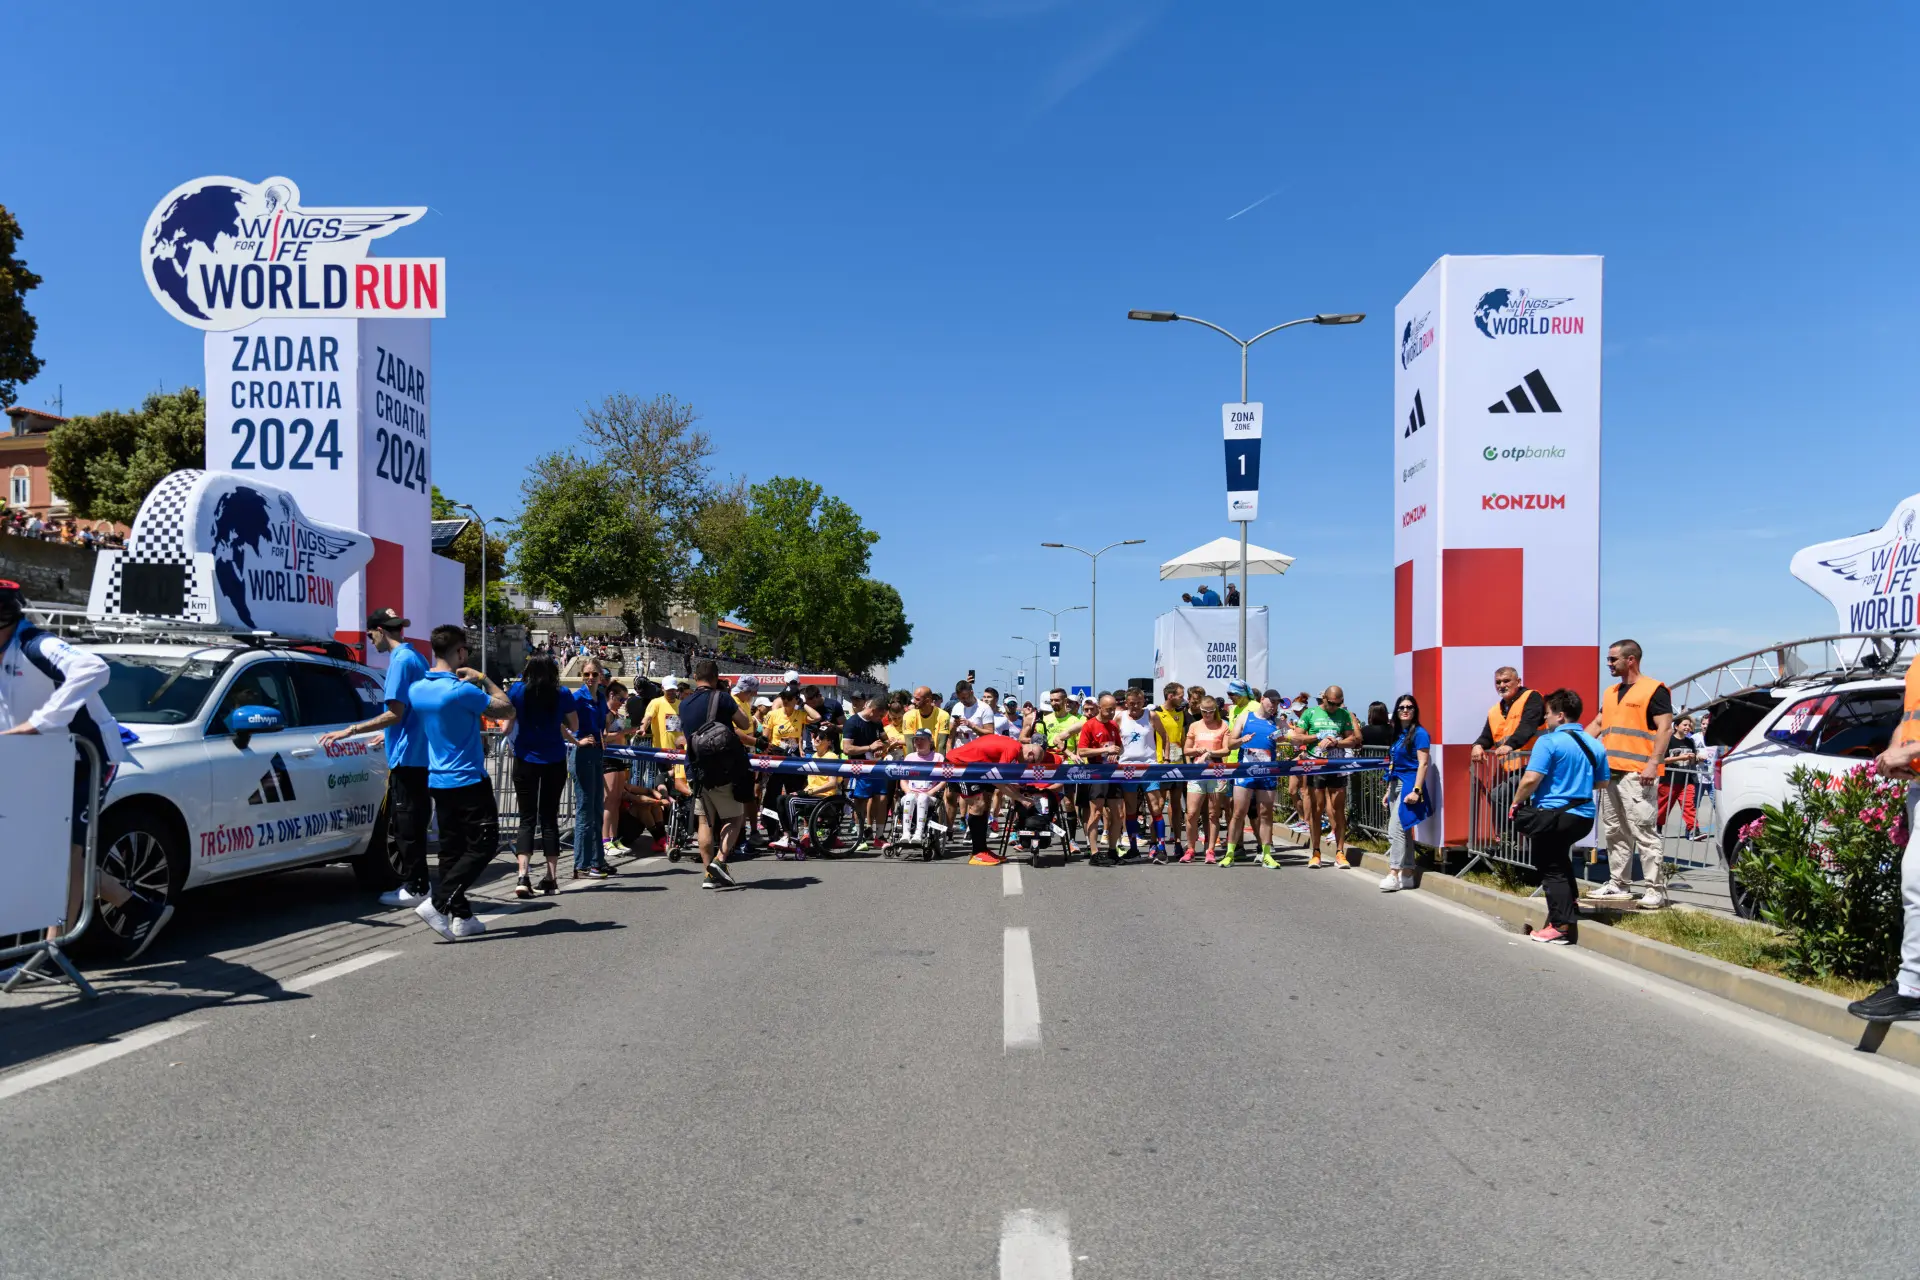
[1159,535,1294,580]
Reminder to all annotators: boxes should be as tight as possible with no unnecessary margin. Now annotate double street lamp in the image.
[1010,635,1042,700]
[1039,539,1144,695]
[1019,604,1085,693]
[1126,309,1364,686]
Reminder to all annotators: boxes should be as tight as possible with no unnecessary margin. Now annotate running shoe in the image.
[1219,850,1236,868]
[537,875,557,895]
[1529,925,1572,945]
[1587,882,1634,901]
[415,898,458,941]
[377,884,429,908]
[1379,872,1402,892]
[1636,889,1668,909]
[1178,848,1196,864]
[768,835,793,852]
[1202,849,1215,865]
[854,839,873,854]
[584,866,611,880]
[1334,853,1354,869]
[450,915,487,939]
[1260,851,1281,870]
[1149,842,1168,865]
[969,851,1004,866]
[1849,982,1920,1021]
[1307,852,1324,869]
[514,875,534,899]
[709,859,737,888]
[1089,850,1117,867]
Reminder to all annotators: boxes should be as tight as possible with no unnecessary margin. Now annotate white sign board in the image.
[87,469,373,642]
[1392,255,1603,846]
[143,176,443,331]
[206,318,435,644]
[1791,496,1920,634]
[1223,401,1263,521]
[0,733,77,936]
[1153,605,1269,694]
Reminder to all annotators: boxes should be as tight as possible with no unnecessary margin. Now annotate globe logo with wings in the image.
[141,175,427,330]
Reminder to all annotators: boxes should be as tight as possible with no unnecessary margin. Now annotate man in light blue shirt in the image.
[1509,689,1610,945]
[406,624,513,941]
[1192,585,1222,607]
[321,608,432,907]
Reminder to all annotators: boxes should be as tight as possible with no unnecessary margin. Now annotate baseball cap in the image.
[913,728,932,741]
[660,675,680,690]
[0,579,23,626]
[754,695,774,708]
[733,674,760,696]
[367,607,409,631]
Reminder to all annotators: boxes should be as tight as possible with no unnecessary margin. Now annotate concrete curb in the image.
[1352,850,1920,1068]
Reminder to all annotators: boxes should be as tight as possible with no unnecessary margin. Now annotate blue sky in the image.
[6,2,1915,700]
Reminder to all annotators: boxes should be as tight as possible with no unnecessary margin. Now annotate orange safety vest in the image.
[1598,676,1666,779]
[1485,688,1542,774]
[1900,660,1920,746]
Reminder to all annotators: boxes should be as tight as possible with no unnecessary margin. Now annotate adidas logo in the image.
[248,752,297,805]
[1488,370,1561,414]
[1402,389,1426,438]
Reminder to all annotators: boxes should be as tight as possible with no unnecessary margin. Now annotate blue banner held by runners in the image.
[606,744,1384,785]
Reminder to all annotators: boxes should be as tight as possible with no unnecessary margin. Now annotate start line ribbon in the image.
[606,744,1386,785]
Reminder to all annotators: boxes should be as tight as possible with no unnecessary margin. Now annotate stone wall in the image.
[0,536,97,606]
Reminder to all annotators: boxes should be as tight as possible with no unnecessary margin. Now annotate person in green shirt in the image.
[1288,685,1363,868]
[1223,680,1257,764]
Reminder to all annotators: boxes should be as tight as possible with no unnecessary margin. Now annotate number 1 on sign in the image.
[1238,452,1246,476]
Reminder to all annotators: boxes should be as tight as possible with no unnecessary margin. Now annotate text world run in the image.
[197,261,439,315]
[1852,593,1917,632]
[244,567,337,608]
[1479,313,1585,337]
[1482,492,1566,510]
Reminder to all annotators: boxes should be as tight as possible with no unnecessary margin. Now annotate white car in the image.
[1712,671,1904,917]
[78,636,397,960]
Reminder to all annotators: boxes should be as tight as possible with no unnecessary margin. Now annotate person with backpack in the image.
[0,580,168,960]
[1508,688,1610,945]
[679,659,754,888]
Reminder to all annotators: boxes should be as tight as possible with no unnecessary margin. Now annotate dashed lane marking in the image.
[1003,926,1041,1052]
[0,1021,204,1104]
[1000,1209,1072,1278]
[282,950,399,992]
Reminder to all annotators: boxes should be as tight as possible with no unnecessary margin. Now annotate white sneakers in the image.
[1637,889,1669,909]
[414,899,458,941]
[450,915,487,938]
[380,885,429,908]
[1587,882,1635,901]
[1379,871,1416,893]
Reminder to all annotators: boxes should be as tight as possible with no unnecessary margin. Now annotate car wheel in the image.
[1725,826,1763,920]
[350,805,402,890]
[75,803,187,963]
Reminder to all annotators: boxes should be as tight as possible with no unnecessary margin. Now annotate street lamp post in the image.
[1039,540,1144,694]
[454,504,505,679]
[1011,635,1043,702]
[1127,309,1363,687]
[1020,604,1086,692]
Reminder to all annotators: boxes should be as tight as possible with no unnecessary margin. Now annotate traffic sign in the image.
[1048,633,1060,659]
[1070,685,1092,699]
[1016,671,1026,690]
[1223,401,1262,522]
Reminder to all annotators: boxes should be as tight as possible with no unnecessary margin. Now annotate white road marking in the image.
[1003,863,1024,897]
[283,950,399,992]
[1331,867,1920,1101]
[1000,1209,1072,1278]
[1003,926,1041,1051]
[0,1021,204,1103]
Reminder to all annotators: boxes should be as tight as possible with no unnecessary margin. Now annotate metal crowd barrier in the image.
[482,731,579,849]
[1344,746,1395,841]
[1655,763,1718,869]
[1463,752,1535,873]
[1,736,105,999]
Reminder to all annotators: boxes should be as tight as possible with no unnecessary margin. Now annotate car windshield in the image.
[98,652,232,725]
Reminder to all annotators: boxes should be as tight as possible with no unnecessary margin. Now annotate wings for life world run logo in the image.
[142,176,444,331]
[210,486,360,631]
[1813,509,1920,631]
[1473,289,1583,339]
[1399,312,1434,368]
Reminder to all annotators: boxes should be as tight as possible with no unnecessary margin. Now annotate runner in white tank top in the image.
[1115,688,1169,860]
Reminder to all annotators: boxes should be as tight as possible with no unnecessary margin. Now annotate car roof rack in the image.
[24,608,357,664]
[1670,631,1917,718]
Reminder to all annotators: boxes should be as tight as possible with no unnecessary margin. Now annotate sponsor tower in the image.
[1392,255,1602,844]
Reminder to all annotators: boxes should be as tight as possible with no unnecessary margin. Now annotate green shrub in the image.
[1733,763,1905,982]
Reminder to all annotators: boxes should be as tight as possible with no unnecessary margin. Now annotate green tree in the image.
[431,486,514,617]
[46,388,206,523]
[510,452,662,634]
[698,476,911,671]
[0,204,44,410]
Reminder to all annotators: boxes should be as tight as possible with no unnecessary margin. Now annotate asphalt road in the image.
[5,843,1920,1279]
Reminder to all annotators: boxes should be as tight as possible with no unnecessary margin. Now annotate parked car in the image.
[1711,671,1905,917]
[71,635,399,960]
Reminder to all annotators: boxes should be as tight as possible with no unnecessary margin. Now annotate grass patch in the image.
[1444,862,1880,1001]
[1606,910,1878,1002]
